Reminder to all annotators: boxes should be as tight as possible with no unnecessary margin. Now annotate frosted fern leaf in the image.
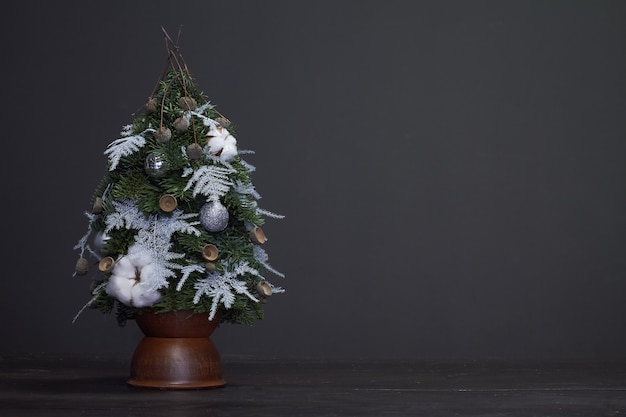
[193,261,261,320]
[176,264,206,291]
[105,200,150,232]
[233,180,262,200]
[183,165,233,201]
[104,128,154,171]
[253,246,285,278]
[256,207,285,219]
[102,200,205,292]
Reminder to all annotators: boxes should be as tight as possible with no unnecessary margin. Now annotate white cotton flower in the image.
[106,272,134,306]
[206,126,227,154]
[105,255,162,308]
[220,135,238,162]
[206,126,238,162]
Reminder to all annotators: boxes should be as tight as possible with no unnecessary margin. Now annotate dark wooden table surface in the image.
[2,354,626,416]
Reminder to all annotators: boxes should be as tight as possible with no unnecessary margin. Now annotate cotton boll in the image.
[106,257,138,306]
[106,274,135,306]
[111,257,136,279]
[207,130,226,154]
[128,249,153,269]
[131,282,161,308]
[220,135,238,162]
[138,262,156,286]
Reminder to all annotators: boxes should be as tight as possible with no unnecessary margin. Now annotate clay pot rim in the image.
[135,309,222,338]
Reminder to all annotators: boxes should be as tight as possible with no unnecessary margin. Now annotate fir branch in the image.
[190,104,218,127]
[110,171,161,212]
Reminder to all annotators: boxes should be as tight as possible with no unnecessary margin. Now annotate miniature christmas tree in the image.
[73,32,284,327]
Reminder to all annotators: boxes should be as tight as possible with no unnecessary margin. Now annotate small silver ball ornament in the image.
[145,151,169,178]
[92,230,111,255]
[199,201,229,232]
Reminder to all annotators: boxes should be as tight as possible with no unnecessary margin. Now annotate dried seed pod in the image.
[173,116,190,131]
[249,226,267,245]
[98,256,116,272]
[91,197,103,214]
[178,96,197,111]
[75,257,90,275]
[186,143,203,160]
[145,97,157,113]
[216,116,231,128]
[155,126,172,143]
[159,194,177,212]
[202,244,219,261]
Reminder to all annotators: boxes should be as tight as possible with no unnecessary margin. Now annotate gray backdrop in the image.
[1,0,625,360]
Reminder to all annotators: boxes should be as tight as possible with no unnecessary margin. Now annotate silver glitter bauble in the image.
[199,201,229,232]
[145,151,170,178]
[92,230,110,255]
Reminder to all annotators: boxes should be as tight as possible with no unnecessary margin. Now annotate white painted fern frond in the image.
[233,180,262,200]
[104,128,155,171]
[192,261,261,320]
[253,246,285,278]
[190,103,217,128]
[256,207,285,219]
[104,200,149,232]
[176,264,206,291]
[183,165,233,201]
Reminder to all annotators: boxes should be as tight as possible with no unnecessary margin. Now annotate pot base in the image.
[128,310,226,389]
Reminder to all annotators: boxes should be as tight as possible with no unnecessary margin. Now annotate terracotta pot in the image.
[127,310,226,389]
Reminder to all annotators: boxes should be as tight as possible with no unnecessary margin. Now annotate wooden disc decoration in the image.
[98,256,116,272]
[202,244,219,261]
[159,194,178,212]
[249,226,267,245]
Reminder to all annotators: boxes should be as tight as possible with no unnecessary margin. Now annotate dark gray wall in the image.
[1,1,625,359]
